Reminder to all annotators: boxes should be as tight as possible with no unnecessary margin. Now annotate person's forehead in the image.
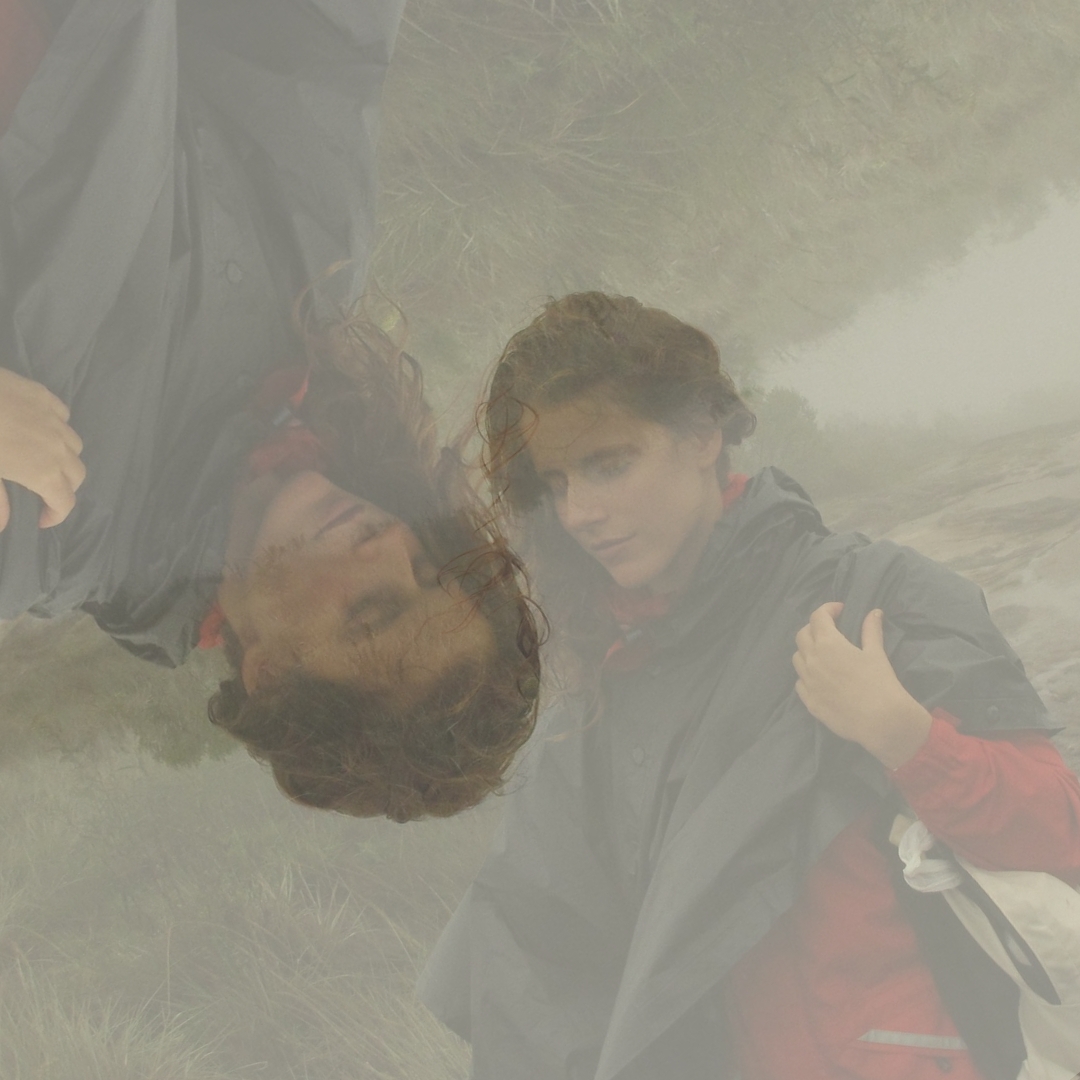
[530,396,655,464]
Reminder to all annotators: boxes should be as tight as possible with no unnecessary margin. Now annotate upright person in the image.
[419,292,1080,1078]
[0,0,540,821]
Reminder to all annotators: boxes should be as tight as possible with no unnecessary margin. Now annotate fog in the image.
[3,1,1080,1078]
[765,194,1080,423]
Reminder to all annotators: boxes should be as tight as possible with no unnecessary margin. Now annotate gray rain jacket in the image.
[0,0,404,665]
[418,468,1053,1080]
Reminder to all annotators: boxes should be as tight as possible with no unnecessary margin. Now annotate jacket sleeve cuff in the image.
[889,709,969,807]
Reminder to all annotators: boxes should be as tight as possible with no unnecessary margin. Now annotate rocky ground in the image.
[821,417,1080,771]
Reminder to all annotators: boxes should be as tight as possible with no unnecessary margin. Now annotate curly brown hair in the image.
[480,291,755,673]
[207,296,542,822]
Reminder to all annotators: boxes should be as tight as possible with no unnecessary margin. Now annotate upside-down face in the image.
[217,470,495,705]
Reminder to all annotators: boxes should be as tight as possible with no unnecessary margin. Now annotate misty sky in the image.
[764,193,1080,422]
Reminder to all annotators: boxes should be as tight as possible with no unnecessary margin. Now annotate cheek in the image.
[626,464,683,526]
[630,467,707,553]
[551,483,602,531]
[248,555,347,639]
[655,454,707,510]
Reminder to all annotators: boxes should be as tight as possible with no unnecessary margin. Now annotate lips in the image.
[590,535,633,555]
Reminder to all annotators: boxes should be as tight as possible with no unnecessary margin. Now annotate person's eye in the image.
[344,590,408,639]
[344,603,378,639]
[588,456,630,481]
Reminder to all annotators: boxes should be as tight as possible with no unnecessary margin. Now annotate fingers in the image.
[791,649,807,679]
[0,370,86,529]
[18,374,71,422]
[35,470,80,528]
[44,388,70,423]
[860,608,885,653]
[62,422,83,457]
[795,604,846,664]
[29,420,85,528]
[803,603,887,654]
[38,492,77,528]
[808,601,844,637]
[0,457,83,529]
[9,429,85,529]
[792,603,878,708]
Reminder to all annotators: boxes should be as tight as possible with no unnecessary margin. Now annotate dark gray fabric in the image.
[418,468,1053,1080]
[0,0,404,665]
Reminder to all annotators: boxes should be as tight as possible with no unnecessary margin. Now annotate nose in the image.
[557,480,606,536]
[352,520,425,583]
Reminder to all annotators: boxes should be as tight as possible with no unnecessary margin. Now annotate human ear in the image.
[240,644,280,695]
[690,427,724,470]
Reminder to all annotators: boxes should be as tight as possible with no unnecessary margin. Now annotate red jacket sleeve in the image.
[0,0,50,136]
[891,709,1080,884]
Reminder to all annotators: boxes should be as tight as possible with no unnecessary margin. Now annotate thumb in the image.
[810,600,845,631]
[860,608,886,653]
[0,482,9,533]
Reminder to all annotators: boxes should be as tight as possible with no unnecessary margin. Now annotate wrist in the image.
[863,699,933,770]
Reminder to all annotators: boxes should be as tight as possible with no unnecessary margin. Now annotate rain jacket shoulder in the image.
[418,468,1054,1080]
[0,0,404,665]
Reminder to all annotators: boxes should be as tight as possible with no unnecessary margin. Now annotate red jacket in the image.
[726,712,1080,1080]
[0,0,50,136]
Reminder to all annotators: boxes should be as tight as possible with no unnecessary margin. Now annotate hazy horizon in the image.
[763,193,1080,424]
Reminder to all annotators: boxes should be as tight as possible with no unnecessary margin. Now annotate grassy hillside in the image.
[374,0,1080,387]
[4,3,1080,1074]
[0,749,498,1078]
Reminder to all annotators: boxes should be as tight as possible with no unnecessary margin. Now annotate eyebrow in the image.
[537,443,638,481]
[580,444,636,466]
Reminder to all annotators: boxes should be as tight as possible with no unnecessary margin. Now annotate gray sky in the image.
[763,194,1080,422]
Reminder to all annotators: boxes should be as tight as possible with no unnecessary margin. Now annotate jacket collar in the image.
[639,468,827,652]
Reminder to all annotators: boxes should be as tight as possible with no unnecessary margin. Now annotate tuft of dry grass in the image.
[0,752,496,1078]
[0,614,234,768]
[373,0,1080,400]
[0,975,231,1080]
[4,6,1080,1073]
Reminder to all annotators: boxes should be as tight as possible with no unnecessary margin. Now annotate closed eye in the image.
[537,445,638,498]
[345,587,409,638]
[585,454,631,481]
